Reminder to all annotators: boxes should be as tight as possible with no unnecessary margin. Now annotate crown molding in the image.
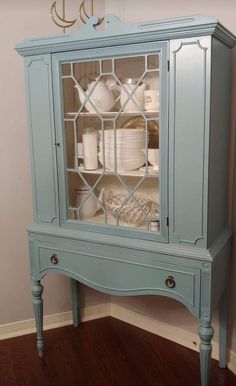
[15,14,236,57]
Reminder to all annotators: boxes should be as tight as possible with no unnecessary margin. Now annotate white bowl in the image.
[148,149,159,167]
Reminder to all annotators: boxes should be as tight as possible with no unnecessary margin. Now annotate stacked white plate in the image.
[98,128,146,171]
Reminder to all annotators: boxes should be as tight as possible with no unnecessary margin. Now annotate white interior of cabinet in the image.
[61,54,161,231]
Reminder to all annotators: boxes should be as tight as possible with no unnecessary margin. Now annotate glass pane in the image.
[65,121,75,169]
[62,63,71,76]
[147,54,159,70]
[61,52,161,233]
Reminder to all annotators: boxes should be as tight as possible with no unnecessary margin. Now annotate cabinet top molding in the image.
[15,14,236,56]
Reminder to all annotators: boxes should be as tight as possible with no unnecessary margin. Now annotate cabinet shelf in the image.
[65,110,159,120]
[68,209,149,230]
[67,166,159,178]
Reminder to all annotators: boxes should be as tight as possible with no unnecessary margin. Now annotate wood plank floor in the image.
[0,317,235,386]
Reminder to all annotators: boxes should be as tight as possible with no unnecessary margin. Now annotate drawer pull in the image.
[50,254,58,265]
[165,275,176,289]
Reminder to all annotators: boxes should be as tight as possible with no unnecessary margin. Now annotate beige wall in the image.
[0,0,235,363]
[105,0,236,357]
[0,0,107,326]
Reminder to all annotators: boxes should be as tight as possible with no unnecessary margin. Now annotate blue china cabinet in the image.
[16,15,235,386]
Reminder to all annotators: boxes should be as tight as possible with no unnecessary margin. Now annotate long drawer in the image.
[37,246,201,316]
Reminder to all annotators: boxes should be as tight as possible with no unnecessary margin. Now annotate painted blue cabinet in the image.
[16,15,235,386]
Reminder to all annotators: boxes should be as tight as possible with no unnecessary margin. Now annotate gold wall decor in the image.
[51,0,94,33]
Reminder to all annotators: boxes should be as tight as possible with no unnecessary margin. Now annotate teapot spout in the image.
[74,84,84,104]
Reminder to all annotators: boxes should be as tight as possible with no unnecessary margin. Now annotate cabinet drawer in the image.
[38,247,200,315]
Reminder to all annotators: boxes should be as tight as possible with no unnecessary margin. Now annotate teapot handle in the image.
[97,187,105,212]
[112,84,121,103]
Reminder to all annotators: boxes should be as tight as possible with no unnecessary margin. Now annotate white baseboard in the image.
[0,301,235,375]
[110,303,236,375]
[228,349,236,375]
[0,303,110,341]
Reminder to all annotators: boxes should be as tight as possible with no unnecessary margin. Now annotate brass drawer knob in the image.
[165,275,176,289]
[50,254,58,265]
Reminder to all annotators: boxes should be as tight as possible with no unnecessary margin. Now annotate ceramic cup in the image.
[144,90,159,111]
[148,148,159,170]
[75,187,97,219]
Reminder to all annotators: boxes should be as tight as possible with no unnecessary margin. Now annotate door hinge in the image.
[166,217,169,227]
[167,60,170,72]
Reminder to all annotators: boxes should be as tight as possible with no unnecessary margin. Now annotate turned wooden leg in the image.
[198,320,214,386]
[219,286,229,368]
[32,280,44,358]
[71,279,80,327]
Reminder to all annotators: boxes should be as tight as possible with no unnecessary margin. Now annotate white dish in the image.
[99,137,145,143]
[99,151,145,158]
[99,144,146,150]
[99,154,145,171]
[100,138,145,143]
[99,157,145,164]
[99,128,145,134]
[99,131,145,141]
[99,138,146,144]
[99,144,145,151]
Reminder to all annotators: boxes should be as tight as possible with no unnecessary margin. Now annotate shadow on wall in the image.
[229,45,236,352]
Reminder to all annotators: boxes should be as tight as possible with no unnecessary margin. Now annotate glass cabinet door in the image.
[54,43,168,240]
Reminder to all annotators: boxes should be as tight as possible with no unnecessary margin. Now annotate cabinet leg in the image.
[219,287,229,368]
[32,280,44,358]
[71,279,80,327]
[198,320,214,386]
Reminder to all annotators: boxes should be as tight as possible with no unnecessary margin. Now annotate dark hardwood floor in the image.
[0,317,235,386]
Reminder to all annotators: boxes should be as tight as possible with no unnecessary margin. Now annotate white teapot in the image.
[74,78,120,113]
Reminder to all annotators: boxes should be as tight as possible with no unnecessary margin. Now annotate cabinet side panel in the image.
[169,37,211,247]
[208,39,231,246]
[25,55,59,224]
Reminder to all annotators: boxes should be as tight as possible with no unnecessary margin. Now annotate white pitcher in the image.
[75,187,104,219]
[120,79,145,112]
